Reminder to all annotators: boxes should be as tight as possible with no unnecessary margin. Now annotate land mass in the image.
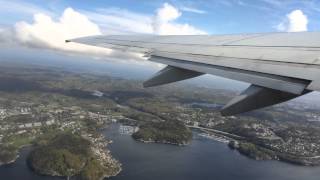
[0,144,19,165]
[28,132,121,179]
[0,63,320,170]
[132,120,192,145]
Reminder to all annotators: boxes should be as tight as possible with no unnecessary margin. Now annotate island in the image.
[28,132,121,180]
[132,120,192,145]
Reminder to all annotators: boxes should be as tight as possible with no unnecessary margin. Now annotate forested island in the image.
[132,120,192,145]
[28,132,121,180]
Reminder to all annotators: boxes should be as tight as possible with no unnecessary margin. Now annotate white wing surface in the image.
[67,32,320,115]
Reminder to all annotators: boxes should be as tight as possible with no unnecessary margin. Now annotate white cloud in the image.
[218,1,233,7]
[6,2,205,63]
[14,7,113,56]
[261,0,283,7]
[152,3,181,34]
[152,3,207,35]
[0,28,7,43]
[276,10,308,32]
[83,8,153,34]
[0,26,16,45]
[180,7,206,14]
[85,3,206,35]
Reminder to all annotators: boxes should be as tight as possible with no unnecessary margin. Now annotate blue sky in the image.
[1,0,320,34]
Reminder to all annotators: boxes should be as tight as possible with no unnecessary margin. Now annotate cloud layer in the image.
[85,3,206,35]
[14,8,113,55]
[9,3,206,57]
[277,10,308,32]
[180,6,206,14]
[152,3,206,35]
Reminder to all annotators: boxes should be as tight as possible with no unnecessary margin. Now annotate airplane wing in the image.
[66,32,320,116]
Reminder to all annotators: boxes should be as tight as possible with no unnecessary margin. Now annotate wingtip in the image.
[65,39,71,43]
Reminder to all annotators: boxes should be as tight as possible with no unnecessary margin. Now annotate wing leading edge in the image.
[66,32,320,116]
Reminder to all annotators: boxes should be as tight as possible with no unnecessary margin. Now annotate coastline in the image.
[196,129,320,166]
[0,130,122,179]
[2,123,320,180]
[133,138,190,146]
[0,157,18,166]
[131,124,320,166]
[87,132,122,179]
[0,144,32,166]
[2,122,320,180]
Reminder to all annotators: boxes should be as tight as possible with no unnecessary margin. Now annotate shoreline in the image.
[0,144,32,166]
[133,138,190,146]
[1,123,320,180]
[131,125,320,167]
[196,129,320,166]
[0,130,122,179]
[0,157,18,166]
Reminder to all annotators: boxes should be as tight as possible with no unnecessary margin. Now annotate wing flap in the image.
[149,55,310,94]
[151,51,320,82]
[143,66,203,87]
[221,85,309,116]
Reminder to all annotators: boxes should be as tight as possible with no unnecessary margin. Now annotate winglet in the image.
[65,40,71,43]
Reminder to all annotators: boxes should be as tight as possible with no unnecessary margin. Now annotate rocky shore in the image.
[83,133,122,179]
[0,156,18,166]
[0,144,33,166]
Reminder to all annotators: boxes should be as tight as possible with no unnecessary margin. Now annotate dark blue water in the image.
[0,123,320,180]
[104,124,320,180]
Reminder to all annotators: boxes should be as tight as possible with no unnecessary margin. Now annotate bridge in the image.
[187,125,244,140]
